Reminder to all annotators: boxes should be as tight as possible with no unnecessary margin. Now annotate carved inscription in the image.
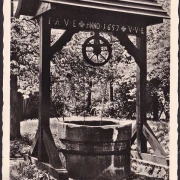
[49,18,145,35]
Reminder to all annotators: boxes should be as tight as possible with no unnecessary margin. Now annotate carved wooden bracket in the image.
[50,30,78,58]
[113,31,141,66]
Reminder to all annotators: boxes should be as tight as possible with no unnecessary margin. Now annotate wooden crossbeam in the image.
[36,2,52,17]
[131,124,137,145]
[43,128,63,168]
[113,31,140,66]
[131,150,169,166]
[131,123,168,162]
[26,156,68,180]
[29,128,39,156]
[50,30,78,58]
[30,128,63,168]
[131,122,167,158]
[143,123,167,156]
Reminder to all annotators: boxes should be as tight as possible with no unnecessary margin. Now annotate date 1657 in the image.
[86,22,119,31]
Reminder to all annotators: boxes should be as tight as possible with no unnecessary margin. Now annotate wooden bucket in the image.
[58,120,132,180]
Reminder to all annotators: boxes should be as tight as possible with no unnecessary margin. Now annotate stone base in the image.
[131,158,169,180]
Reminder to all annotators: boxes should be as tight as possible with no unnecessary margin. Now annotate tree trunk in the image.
[109,81,114,117]
[10,74,22,140]
[162,86,170,121]
[153,93,159,121]
[87,80,92,113]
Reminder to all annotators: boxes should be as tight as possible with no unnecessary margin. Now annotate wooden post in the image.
[38,15,51,162]
[136,29,147,153]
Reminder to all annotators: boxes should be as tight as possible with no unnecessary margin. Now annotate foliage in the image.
[10,137,31,158]
[146,18,170,120]
[131,159,169,180]
[11,17,39,98]
[146,0,170,120]
[10,160,56,180]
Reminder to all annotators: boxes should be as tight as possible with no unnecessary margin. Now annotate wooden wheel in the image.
[82,35,112,66]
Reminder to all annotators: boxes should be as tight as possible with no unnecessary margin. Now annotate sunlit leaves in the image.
[11,17,40,96]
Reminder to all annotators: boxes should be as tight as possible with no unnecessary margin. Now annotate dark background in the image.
[178,2,180,179]
[0,0,3,179]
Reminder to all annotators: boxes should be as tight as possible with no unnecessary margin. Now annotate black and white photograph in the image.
[2,0,178,179]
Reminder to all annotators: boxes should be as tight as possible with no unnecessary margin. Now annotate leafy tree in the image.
[146,0,170,120]
[11,17,40,97]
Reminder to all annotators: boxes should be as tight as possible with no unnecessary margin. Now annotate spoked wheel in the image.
[82,34,112,66]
